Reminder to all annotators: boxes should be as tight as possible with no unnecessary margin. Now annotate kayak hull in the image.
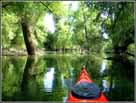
[66,68,108,102]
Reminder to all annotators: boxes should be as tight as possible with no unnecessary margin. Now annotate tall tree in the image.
[2,2,46,55]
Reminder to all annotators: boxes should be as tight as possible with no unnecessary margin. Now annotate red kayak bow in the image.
[66,67,108,102]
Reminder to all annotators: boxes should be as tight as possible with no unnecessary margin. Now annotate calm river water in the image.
[2,53,134,101]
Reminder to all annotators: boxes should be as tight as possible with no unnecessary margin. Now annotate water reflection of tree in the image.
[53,67,64,101]
[41,55,67,101]
[21,55,69,101]
[2,56,26,100]
[72,54,102,83]
[21,56,37,100]
[21,56,46,100]
[56,55,72,78]
[104,55,134,101]
[3,54,133,101]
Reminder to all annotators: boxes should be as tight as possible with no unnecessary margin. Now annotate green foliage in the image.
[104,39,113,52]
[2,2,47,49]
[2,8,22,48]
[97,2,134,52]
[44,33,57,50]
[127,43,134,54]
[127,43,134,60]
[2,1,134,55]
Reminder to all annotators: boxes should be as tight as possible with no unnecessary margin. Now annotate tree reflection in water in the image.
[2,54,134,101]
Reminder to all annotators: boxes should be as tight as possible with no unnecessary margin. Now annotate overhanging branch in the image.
[40,1,56,16]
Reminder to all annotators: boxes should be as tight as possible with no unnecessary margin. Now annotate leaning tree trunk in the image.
[21,16,36,55]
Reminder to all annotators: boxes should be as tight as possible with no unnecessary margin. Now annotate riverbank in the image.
[1,48,92,56]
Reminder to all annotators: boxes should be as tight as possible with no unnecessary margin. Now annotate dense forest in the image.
[1,1,135,101]
[2,1,134,56]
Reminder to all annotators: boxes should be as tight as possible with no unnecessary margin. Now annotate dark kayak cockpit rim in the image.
[71,82,101,100]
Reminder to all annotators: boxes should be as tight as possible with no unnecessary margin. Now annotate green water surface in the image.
[2,53,134,101]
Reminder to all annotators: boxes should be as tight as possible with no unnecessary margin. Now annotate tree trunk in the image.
[81,2,89,50]
[21,16,36,55]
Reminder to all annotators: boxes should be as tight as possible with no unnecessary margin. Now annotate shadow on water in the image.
[2,53,134,101]
[104,54,134,101]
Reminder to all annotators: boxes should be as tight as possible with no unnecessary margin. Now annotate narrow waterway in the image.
[2,53,134,101]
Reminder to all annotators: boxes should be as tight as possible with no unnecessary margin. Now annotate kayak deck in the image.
[66,68,108,102]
